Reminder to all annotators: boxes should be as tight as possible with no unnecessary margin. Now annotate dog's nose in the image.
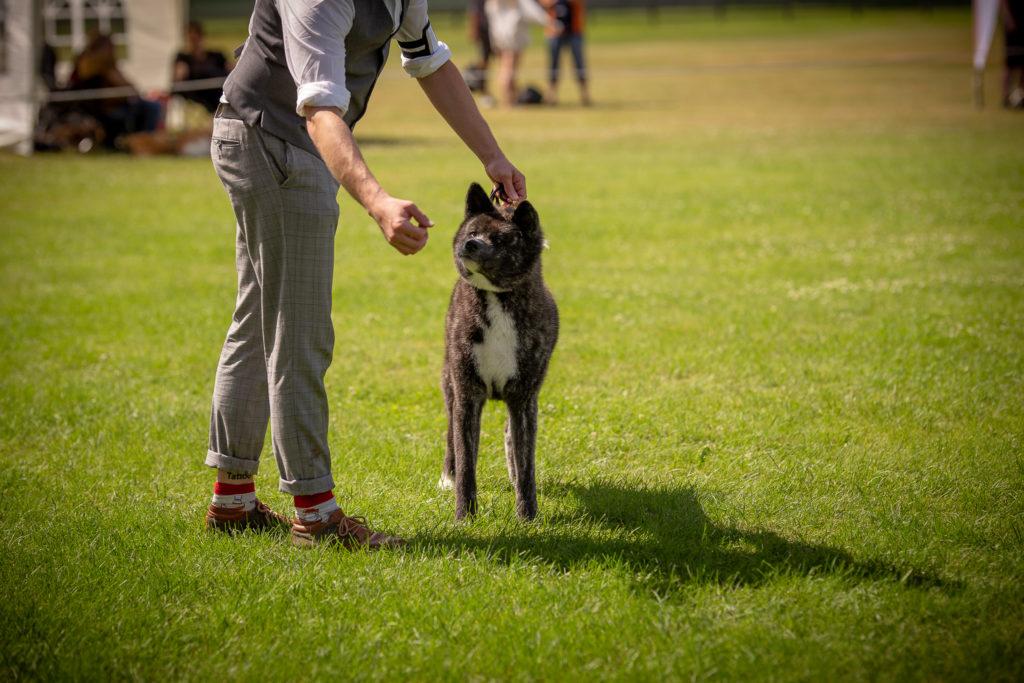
[461,238,487,258]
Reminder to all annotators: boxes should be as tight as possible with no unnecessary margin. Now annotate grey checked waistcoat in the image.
[223,0,409,158]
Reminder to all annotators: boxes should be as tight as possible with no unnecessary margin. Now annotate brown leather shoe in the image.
[291,509,405,549]
[205,499,291,533]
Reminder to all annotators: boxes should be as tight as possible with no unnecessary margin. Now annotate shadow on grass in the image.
[353,135,439,147]
[412,479,957,596]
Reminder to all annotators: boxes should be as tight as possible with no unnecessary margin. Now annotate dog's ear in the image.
[465,183,494,219]
[511,200,539,234]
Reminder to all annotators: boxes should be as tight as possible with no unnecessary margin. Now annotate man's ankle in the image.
[294,491,340,524]
[211,481,256,512]
[216,469,254,485]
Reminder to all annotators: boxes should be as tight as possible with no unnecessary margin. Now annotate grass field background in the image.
[2,8,1023,680]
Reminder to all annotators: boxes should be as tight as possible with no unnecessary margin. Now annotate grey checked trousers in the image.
[205,107,341,495]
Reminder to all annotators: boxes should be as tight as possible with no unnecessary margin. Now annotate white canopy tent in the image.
[0,0,187,154]
[0,0,38,153]
[121,0,190,93]
[973,0,1002,107]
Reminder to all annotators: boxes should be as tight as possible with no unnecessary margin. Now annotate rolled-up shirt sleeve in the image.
[396,0,452,78]
[277,0,354,116]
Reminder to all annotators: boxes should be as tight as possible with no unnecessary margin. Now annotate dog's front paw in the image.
[437,472,455,491]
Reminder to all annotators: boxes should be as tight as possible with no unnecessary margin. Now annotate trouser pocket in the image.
[210,118,265,192]
[255,128,292,188]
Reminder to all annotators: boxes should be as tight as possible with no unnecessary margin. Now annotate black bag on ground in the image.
[516,85,544,105]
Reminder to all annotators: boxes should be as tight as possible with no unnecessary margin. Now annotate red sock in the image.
[212,481,256,511]
[294,491,339,523]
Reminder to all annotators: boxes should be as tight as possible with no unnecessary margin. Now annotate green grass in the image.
[2,7,1023,681]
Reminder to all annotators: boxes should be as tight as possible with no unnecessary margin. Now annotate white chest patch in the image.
[473,293,518,395]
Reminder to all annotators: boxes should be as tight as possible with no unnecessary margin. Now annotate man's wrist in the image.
[364,187,390,220]
[480,148,507,168]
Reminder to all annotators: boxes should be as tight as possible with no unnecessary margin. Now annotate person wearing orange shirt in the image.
[544,0,590,106]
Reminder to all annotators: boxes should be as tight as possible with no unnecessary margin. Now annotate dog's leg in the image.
[508,394,538,520]
[453,393,484,519]
[439,375,455,491]
[504,416,517,488]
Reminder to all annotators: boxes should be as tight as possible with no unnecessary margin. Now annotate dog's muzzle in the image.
[458,238,491,261]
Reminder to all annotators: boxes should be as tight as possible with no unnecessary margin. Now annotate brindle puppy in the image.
[440,183,559,520]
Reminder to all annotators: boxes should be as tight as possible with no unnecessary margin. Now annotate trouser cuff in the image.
[278,473,335,496]
[205,449,260,475]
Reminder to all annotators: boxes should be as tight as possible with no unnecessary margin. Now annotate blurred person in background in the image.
[68,33,162,148]
[485,0,550,106]
[1003,0,1024,107]
[543,0,590,106]
[465,0,494,100]
[173,21,232,114]
[34,42,107,152]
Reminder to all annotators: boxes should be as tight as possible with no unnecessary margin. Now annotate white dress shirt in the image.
[275,0,452,117]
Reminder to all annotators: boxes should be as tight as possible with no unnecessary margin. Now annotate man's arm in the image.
[306,106,433,256]
[278,1,431,256]
[417,60,527,203]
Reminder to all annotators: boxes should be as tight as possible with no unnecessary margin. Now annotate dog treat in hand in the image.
[489,184,512,207]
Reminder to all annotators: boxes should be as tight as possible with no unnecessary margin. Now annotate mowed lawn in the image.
[2,8,1022,680]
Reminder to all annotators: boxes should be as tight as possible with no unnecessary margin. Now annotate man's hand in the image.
[368,194,433,255]
[485,155,527,204]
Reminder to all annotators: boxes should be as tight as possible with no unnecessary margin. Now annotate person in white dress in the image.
[485,0,550,106]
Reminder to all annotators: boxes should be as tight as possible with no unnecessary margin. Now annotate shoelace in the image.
[337,515,374,541]
[254,500,287,523]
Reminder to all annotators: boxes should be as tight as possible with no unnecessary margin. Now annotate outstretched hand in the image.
[485,155,527,205]
[368,194,433,255]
